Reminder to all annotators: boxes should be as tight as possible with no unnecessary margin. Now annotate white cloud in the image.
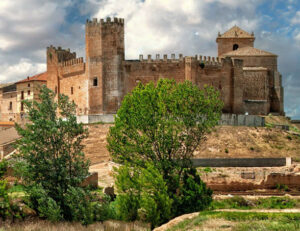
[0,59,46,84]
[93,0,260,59]
[291,11,300,24]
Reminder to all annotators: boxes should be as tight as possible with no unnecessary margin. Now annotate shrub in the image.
[27,184,62,222]
[172,168,212,216]
[0,159,8,179]
[0,180,11,220]
[114,163,173,227]
[63,186,94,225]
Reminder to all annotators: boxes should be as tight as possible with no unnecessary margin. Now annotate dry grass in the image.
[82,117,300,165]
[194,125,300,159]
[0,219,104,231]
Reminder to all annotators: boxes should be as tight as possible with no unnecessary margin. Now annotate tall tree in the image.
[15,85,89,203]
[108,79,223,179]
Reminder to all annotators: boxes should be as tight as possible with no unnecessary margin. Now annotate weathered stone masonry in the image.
[0,18,285,122]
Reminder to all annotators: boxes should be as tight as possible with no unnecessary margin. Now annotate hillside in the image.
[83,117,300,165]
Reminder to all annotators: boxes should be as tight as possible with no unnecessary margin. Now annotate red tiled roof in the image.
[17,72,47,83]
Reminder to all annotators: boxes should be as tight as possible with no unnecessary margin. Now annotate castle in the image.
[0,17,284,122]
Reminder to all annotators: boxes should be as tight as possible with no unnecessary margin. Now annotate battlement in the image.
[86,17,124,27]
[137,54,223,66]
[47,45,76,63]
[194,55,222,66]
[61,57,84,67]
[138,54,185,62]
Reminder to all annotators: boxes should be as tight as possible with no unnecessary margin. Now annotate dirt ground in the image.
[83,118,300,165]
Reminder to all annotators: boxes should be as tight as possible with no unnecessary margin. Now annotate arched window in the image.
[233,44,239,50]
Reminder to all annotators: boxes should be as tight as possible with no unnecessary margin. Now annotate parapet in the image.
[86,17,124,26]
[61,57,84,67]
[47,45,77,63]
[138,54,184,62]
[194,55,222,66]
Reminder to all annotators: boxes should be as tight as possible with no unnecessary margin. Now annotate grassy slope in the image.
[167,211,300,231]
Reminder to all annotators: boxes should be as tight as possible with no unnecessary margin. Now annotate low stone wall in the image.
[192,157,290,167]
[77,114,115,124]
[78,113,265,127]
[207,173,300,192]
[219,114,265,127]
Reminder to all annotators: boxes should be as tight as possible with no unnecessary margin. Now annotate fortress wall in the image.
[61,57,85,77]
[232,56,277,71]
[123,57,186,95]
[59,73,89,115]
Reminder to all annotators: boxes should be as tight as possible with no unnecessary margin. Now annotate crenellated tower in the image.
[86,17,125,114]
[46,46,76,95]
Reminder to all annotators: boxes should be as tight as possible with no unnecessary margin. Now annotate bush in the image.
[114,163,173,227]
[172,168,212,216]
[0,159,8,179]
[27,184,62,222]
[63,186,95,225]
[0,180,11,220]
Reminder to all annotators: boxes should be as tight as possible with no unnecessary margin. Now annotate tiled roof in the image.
[223,47,277,57]
[17,72,47,83]
[0,127,20,145]
[219,26,254,38]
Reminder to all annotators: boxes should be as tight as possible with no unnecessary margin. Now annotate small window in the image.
[21,91,24,100]
[28,83,30,87]
[9,102,12,110]
[93,77,98,87]
[21,102,24,112]
[28,90,30,96]
[233,44,239,50]
[71,87,74,95]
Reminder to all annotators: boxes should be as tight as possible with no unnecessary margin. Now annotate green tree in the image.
[15,85,90,219]
[108,79,222,184]
[108,79,222,217]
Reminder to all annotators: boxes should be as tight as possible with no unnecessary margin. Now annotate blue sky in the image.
[0,0,299,118]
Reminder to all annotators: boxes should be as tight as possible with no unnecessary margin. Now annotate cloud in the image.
[291,11,300,24]
[0,0,299,119]
[92,0,260,58]
[0,0,82,84]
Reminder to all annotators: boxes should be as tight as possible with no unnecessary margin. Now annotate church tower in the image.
[216,26,255,57]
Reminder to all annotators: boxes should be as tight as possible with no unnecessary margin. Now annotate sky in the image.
[0,0,299,119]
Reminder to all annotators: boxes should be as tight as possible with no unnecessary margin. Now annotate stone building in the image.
[0,18,284,122]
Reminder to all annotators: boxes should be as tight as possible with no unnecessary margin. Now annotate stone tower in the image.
[216,26,255,57]
[86,17,125,114]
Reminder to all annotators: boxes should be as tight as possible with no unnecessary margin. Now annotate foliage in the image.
[114,162,173,227]
[0,180,11,220]
[108,79,221,218]
[172,168,212,216]
[27,184,62,222]
[14,86,98,223]
[0,159,8,179]
[63,186,95,225]
[211,196,297,210]
[15,85,90,199]
[108,79,223,181]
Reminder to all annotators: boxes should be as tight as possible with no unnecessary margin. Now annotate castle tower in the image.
[46,46,76,95]
[86,17,125,114]
[216,26,255,57]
